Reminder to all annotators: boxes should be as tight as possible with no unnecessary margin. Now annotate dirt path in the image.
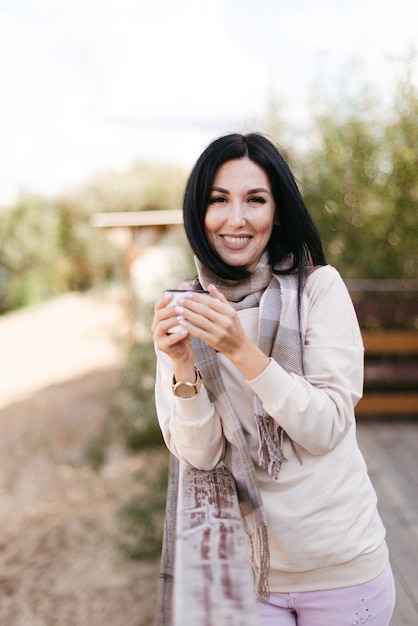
[0,289,162,626]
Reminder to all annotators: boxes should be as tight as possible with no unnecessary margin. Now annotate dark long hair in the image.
[183,132,326,288]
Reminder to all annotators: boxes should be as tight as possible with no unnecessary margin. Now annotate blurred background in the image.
[0,1,417,624]
[1,0,417,314]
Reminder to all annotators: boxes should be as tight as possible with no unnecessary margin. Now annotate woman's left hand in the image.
[177,284,244,355]
[178,284,270,379]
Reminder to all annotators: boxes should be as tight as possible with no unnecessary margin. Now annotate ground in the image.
[0,288,162,626]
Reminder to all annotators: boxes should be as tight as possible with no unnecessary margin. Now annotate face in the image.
[204,157,276,272]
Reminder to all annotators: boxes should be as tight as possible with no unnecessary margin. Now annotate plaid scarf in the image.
[191,255,305,602]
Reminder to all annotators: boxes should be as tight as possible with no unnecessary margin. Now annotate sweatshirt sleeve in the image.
[154,351,225,469]
[247,266,364,455]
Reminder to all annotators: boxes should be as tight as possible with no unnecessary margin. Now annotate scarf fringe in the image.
[244,521,270,604]
[256,414,287,480]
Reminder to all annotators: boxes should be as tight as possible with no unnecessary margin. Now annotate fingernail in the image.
[174,305,184,314]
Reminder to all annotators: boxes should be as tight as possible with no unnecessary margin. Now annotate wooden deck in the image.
[356,420,418,626]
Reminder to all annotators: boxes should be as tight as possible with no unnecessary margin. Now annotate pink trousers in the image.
[257,563,395,626]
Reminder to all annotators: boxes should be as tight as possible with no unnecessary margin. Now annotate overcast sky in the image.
[0,0,417,204]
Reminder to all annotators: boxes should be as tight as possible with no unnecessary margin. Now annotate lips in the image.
[221,235,252,248]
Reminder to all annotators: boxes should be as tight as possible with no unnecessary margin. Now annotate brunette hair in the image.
[183,132,326,282]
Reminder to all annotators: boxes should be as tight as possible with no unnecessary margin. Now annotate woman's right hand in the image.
[151,283,194,368]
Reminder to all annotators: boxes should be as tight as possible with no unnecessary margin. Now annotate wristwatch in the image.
[172,367,202,399]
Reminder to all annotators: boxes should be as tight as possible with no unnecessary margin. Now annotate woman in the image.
[152,133,395,625]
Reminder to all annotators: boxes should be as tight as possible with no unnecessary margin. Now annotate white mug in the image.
[164,289,209,333]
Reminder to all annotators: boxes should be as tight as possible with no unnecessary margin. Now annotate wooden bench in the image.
[346,280,418,418]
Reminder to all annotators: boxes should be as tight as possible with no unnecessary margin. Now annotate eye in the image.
[248,196,266,204]
[209,196,227,204]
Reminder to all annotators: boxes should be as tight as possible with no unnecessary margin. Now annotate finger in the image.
[154,311,188,337]
[181,290,230,321]
[207,284,228,304]
[153,311,190,342]
[154,327,189,347]
[154,291,173,312]
[184,307,233,338]
[152,297,183,335]
[176,295,234,336]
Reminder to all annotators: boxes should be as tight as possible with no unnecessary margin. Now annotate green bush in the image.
[109,340,169,561]
[112,342,163,451]
[0,192,119,313]
[0,160,188,314]
[296,58,418,280]
[117,458,168,560]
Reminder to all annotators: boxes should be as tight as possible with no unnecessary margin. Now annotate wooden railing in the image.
[157,456,259,626]
[346,280,418,418]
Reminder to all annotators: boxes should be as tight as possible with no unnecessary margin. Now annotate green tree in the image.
[0,194,63,310]
[0,160,188,313]
[297,59,418,279]
[382,62,418,278]
[69,160,187,214]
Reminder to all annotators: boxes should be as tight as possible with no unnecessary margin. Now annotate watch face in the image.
[173,382,197,399]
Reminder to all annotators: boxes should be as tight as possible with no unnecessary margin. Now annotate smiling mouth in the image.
[222,235,252,246]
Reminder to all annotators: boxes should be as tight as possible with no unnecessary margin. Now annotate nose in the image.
[227,200,246,227]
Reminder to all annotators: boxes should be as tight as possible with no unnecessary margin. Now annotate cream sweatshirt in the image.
[155,265,388,592]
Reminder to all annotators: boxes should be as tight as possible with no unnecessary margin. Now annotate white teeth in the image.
[223,236,249,244]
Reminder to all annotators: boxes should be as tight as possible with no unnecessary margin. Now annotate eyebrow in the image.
[211,186,271,194]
